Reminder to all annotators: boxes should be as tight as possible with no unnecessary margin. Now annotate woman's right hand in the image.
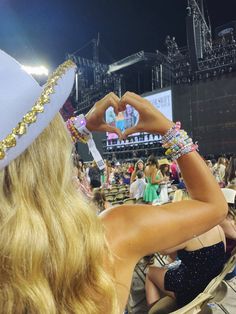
[119,92,174,139]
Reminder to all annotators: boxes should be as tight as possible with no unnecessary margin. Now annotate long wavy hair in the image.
[225,156,236,185]
[0,114,118,313]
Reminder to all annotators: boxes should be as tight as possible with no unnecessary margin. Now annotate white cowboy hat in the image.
[0,50,76,170]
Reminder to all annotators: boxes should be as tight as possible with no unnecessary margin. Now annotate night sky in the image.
[0,0,236,71]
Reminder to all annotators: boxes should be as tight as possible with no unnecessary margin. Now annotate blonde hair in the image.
[172,189,190,202]
[0,114,118,313]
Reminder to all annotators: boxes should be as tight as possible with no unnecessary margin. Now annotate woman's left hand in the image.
[85,92,122,138]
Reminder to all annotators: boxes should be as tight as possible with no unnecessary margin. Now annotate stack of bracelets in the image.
[162,122,198,161]
[66,116,89,144]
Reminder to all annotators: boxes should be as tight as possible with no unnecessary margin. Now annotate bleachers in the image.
[103,184,131,205]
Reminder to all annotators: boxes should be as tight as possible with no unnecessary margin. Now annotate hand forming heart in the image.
[85,92,174,139]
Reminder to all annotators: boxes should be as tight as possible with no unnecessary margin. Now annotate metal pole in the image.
[160,64,163,89]
[75,71,79,102]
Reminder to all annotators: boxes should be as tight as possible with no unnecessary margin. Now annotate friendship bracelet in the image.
[66,115,105,170]
[66,117,90,144]
[162,122,198,160]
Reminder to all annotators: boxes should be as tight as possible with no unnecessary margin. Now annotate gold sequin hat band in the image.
[0,50,77,170]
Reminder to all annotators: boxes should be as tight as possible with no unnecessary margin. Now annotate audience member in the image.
[130,159,145,183]
[122,172,131,185]
[213,157,227,187]
[170,160,180,184]
[145,191,226,309]
[220,186,236,281]
[157,159,171,181]
[88,160,102,189]
[72,153,92,199]
[205,159,213,172]
[127,162,135,174]
[177,172,186,189]
[92,189,111,213]
[172,189,189,202]
[143,156,163,204]
[225,156,236,186]
[130,170,147,199]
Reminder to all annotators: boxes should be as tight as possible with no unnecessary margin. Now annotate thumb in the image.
[122,125,139,140]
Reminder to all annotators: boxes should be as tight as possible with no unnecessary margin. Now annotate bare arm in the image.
[130,171,136,183]
[86,91,228,311]
[102,152,227,263]
[99,92,227,261]
[86,92,227,255]
[129,184,134,198]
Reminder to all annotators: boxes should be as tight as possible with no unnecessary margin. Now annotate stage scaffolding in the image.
[64,0,236,160]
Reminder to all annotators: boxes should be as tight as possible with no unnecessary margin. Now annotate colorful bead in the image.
[162,121,198,161]
[66,117,89,144]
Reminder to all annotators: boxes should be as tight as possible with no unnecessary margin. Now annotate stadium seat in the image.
[123,198,136,204]
[115,192,126,201]
[105,194,116,202]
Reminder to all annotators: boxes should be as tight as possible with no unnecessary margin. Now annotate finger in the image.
[119,92,143,113]
[103,92,120,115]
[109,94,120,115]
[109,92,120,102]
[122,125,140,140]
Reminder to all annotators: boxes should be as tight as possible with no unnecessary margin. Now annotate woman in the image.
[0,50,227,313]
[72,153,93,199]
[220,186,236,280]
[143,156,166,204]
[213,156,227,187]
[103,159,112,187]
[145,191,226,308]
[225,156,236,186]
[130,159,145,183]
[92,189,111,214]
[157,159,171,181]
[205,159,213,172]
[88,160,102,189]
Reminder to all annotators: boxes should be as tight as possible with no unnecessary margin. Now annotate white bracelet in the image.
[73,114,91,137]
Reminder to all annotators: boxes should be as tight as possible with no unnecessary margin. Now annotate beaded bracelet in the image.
[162,122,198,160]
[172,143,198,160]
[66,117,89,144]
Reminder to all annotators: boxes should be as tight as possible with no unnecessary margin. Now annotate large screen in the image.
[105,89,172,145]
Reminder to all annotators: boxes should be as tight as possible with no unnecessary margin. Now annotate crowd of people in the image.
[73,152,236,205]
[72,151,236,310]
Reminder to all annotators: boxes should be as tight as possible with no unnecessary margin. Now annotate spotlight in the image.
[22,65,49,76]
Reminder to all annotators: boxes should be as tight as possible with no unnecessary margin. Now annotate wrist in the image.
[73,114,91,136]
[153,119,175,136]
[159,121,175,136]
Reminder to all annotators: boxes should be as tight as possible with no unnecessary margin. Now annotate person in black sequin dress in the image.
[145,225,226,308]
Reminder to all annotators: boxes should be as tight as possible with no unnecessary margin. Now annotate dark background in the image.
[1,0,236,67]
[1,0,236,159]
[173,73,236,156]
